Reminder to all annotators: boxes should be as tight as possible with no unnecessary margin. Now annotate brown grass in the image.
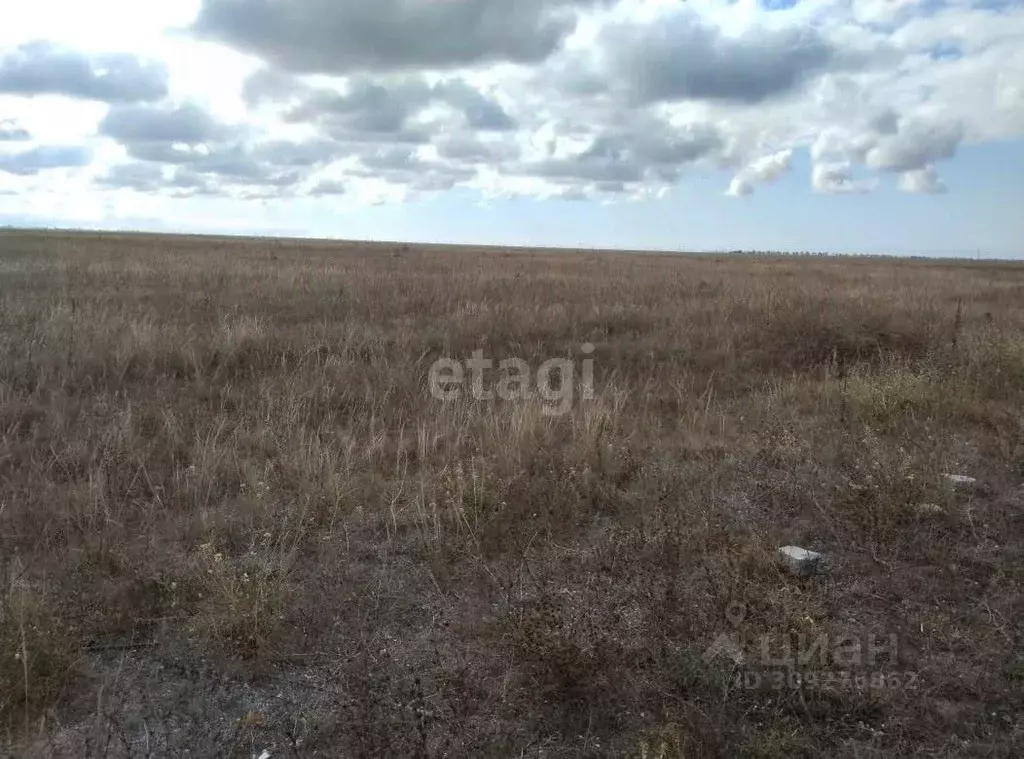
[1,229,1022,756]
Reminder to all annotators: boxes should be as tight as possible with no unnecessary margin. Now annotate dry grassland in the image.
[1,229,1022,756]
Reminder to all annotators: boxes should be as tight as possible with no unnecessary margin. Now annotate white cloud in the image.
[727,149,793,196]
[812,161,876,194]
[0,119,31,141]
[0,0,1020,212]
[899,165,947,194]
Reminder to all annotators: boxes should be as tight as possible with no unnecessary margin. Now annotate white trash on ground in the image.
[942,473,980,492]
[778,546,824,577]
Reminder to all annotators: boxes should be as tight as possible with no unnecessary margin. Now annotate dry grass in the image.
[1,229,1022,756]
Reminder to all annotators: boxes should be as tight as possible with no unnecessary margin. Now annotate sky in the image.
[0,0,1022,257]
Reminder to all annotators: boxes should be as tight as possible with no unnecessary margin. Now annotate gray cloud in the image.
[0,145,91,175]
[140,144,307,191]
[124,142,208,164]
[597,12,835,105]
[99,103,258,169]
[408,172,476,193]
[241,68,299,107]
[308,179,347,197]
[869,109,900,136]
[435,135,520,163]
[249,139,349,167]
[284,78,434,139]
[557,187,588,200]
[0,41,167,103]
[528,151,643,184]
[0,120,30,141]
[352,145,479,190]
[167,168,217,195]
[99,102,235,146]
[94,159,217,197]
[628,122,723,166]
[358,145,423,172]
[187,148,280,182]
[96,162,166,191]
[96,100,345,195]
[864,119,963,172]
[516,119,722,187]
[193,0,611,74]
[247,70,518,143]
[285,139,481,194]
[433,80,517,131]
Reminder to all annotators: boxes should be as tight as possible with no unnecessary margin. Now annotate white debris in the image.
[915,502,945,517]
[778,546,824,577]
[255,751,271,759]
[942,473,979,492]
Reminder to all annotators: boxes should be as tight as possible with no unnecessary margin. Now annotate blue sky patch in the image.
[930,42,963,61]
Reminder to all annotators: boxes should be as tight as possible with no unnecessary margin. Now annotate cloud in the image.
[349,145,480,192]
[182,4,1017,202]
[596,11,836,105]
[435,135,520,163]
[357,145,423,172]
[433,80,518,131]
[0,41,167,103]
[524,145,643,185]
[807,110,962,195]
[308,179,347,197]
[96,101,347,195]
[249,139,347,167]
[95,163,223,198]
[726,149,794,196]
[99,102,236,146]
[241,68,302,107]
[98,103,274,172]
[513,119,722,191]
[248,71,520,144]
[0,120,30,141]
[120,141,320,193]
[193,0,612,74]
[167,168,217,195]
[13,0,1016,208]
[899,165,947,193]
[627,122,724,167]
[96,162,167,192]
[0,145,92,175]
[725,178,754,198]
[811,161,876,194]
[864,119,963,173]
[282,77,435,140]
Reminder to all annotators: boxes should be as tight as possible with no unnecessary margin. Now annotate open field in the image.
[1,230,1022,756]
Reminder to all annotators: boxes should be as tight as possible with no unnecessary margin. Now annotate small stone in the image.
[942,473,979,492]
[778,546,824,577]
